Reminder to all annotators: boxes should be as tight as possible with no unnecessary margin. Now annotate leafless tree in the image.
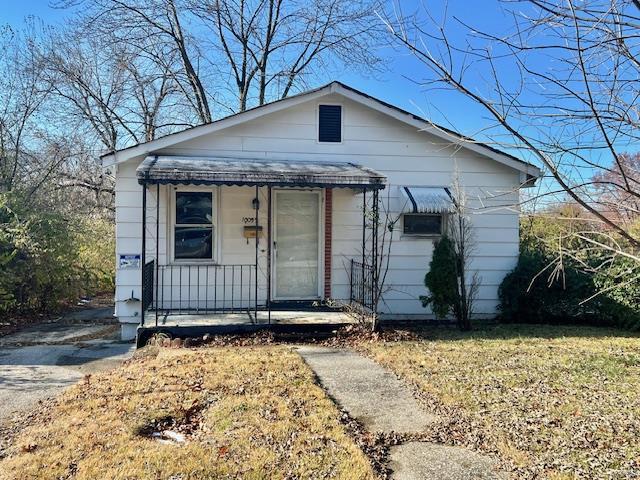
[43,35,133,152]
[592,152,640,226]
[367,189,402,331]
[0,23,115,216]
[340,189,402,331]
[381,0,640,267]
[53,138,116,214]
[4,0,387,218]
[448,171,480,330]
[59,0,214,124]
[28,20,195,208]
[0,24,62,195]
[41,25,186,151]
[190,0,385,111]
[62,0,385,115]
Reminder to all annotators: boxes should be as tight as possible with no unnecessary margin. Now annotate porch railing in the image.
[350,259,375,311]
[142,260,155,312]
[153,264,259,315]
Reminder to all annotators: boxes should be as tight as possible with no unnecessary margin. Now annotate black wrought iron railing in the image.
[142,260,155,313]
[350,259,375,311]
[153,263,258,315]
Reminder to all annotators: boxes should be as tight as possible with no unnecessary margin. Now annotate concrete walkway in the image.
[0,342,133,422]
[297,346,504,480]
[297,346,437,433]
[0,323,115,346]
[0,305,133,425]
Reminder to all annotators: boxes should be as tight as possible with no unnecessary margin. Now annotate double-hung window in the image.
[174,191,214,261]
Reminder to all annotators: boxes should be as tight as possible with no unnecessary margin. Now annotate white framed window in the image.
[402,213,444,236]
[172,189,216,261]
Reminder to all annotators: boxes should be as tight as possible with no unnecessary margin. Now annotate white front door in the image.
[274,190,321,299]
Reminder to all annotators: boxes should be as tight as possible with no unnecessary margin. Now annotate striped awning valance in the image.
[401,186,456,214]
[136,155,386,190]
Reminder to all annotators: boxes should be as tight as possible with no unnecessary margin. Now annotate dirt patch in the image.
[321,323,419,347]
[63,324,119,343]
[155,329,276,348]
[0,314,54,339]
[0,324,119,347]
[134,400,207,443]
[0,293,114,339]
[337,408,395,478]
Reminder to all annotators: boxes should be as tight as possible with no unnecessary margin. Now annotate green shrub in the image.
[73,216,115,294]
[498,249,602,324]
[498,231,640,330]
[0,192,114,314]
[592,256,640,330]
[420,236,459,319]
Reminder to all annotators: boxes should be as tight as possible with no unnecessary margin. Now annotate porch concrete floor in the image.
[151,310,355,327]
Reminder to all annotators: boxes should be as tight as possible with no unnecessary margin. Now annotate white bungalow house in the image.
[101,81,541,342]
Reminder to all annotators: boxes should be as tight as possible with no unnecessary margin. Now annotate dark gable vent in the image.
[318,105,342,142]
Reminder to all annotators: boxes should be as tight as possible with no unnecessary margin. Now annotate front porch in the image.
[135,310,356,347]
[136,156,385,346]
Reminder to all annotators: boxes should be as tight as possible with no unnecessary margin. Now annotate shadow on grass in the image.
[380,320,640,342]
[133,319,640,349]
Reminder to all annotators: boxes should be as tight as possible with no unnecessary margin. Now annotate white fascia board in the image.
[333,84,542,178]
[101,85,334,167]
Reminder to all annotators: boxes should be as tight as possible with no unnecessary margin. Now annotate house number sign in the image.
[242,217,256,224]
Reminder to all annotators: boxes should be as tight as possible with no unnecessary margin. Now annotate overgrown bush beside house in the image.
[0,193,114,315]
[73,215,116,293]
[499,213,640,330]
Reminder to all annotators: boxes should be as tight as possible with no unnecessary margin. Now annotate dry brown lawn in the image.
[0,345,374,480]
[357,324,640,480]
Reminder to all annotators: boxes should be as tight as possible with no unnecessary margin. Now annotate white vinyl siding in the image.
[113,93,522,331]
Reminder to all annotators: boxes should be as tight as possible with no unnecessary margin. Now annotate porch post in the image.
[155,183,160,327]
[372,188,379,312]
[141,182,147,327]
[267,186,272,324]
[361,188,366,304]
[254,185,259,320]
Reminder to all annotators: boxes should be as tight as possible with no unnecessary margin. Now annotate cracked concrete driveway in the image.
[0,317,134,424]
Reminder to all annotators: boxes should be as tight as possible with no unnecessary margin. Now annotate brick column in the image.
[324,188,333,299]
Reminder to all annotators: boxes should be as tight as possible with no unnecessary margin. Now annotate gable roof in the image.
[101,81,541,179]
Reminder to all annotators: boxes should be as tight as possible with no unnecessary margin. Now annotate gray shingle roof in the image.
[136,155,386,189]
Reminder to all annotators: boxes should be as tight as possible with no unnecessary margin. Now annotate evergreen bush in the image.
[420,236,460,319]
[498,232,640,330]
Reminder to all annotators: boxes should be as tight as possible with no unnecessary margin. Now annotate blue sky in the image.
[6,0,628,187]
[1,0,504,140]
[2,0,67,25]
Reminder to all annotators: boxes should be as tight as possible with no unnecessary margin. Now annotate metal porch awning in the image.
[401,186,456,213]
[137,155,386,189]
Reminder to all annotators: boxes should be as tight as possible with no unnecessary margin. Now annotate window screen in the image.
[318,104,342,142]
[174,191,214,259]
[403,214,443,235]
